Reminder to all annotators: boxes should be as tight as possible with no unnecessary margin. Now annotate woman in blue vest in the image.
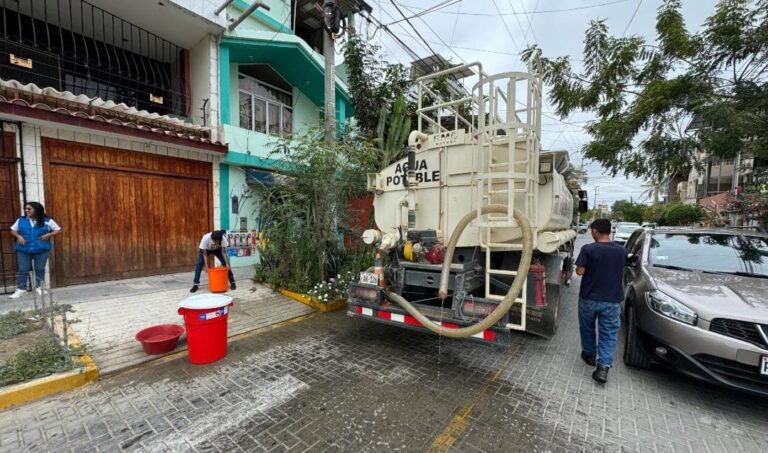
[8,202,62,299]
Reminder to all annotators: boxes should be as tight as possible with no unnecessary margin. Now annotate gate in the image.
[0,126,20,294]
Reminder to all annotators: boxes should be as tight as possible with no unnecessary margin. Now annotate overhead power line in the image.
[506,0,533,47]
[398,0,631,17]
[519,0,541,45]
[382,0,461,26]
[397,2,468,68]
[621,0,643,37]
[389,0,442,61]
[491,0,522,55]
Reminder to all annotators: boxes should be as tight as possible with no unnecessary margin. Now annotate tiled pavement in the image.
[68,283,314,374]
[2,268,314,375]
[1,239,767,452]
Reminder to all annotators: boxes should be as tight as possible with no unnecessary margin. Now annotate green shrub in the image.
[663,202,704,226]
[0,311,36,340]
[252,126,378,293]
[0,338,69,386]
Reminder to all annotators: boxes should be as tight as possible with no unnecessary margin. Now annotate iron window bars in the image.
[0,0,187,118]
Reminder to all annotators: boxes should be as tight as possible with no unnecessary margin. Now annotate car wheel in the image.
[623,302,651,369]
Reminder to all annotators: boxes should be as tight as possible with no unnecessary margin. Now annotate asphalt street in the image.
[1,234,767,452]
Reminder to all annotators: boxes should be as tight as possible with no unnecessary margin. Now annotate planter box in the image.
[279,289,347,312]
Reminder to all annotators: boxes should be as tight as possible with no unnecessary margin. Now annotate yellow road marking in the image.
[428,344,521,452]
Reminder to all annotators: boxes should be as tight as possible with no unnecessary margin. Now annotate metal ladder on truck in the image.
[473,69,543,332]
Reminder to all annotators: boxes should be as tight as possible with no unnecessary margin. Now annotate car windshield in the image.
[649,233,768,276]
[616,225,639,234]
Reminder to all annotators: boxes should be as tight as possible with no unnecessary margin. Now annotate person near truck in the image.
[8,202,63,299]
[191,230,236,293]
[574,218,627,383]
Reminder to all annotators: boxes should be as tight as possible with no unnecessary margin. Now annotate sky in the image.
[351,0,718,208]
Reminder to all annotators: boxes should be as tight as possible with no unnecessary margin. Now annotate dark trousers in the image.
[193,249,234,285]
[17,250,50,289]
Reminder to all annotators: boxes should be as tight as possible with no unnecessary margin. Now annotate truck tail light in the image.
[460,300,496,318]
[353,286,378,301]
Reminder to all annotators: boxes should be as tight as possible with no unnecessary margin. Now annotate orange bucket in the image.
[206,266,230,293]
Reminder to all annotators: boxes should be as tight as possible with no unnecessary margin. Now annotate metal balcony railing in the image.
[1,0,188,118]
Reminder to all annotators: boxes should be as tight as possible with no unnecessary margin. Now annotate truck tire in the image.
[623,302,651,369]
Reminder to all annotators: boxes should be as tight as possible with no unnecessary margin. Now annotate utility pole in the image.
[592,186,600,220]
[321,1,339,144]
[323,31,335,143]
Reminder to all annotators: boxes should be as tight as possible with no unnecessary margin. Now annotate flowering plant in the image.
[306,271,354,303]
[726,191,768,227]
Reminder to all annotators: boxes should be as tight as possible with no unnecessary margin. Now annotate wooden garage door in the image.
[43,138,212,286]
[0,133,20,293]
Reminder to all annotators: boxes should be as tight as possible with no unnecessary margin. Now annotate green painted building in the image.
[217,0,368,267]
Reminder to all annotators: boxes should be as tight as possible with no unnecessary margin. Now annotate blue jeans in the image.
[193,249,234,285]
[578,298,622,367]
[16,250,50,290]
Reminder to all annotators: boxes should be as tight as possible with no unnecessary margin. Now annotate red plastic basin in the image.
[135,324,185,355]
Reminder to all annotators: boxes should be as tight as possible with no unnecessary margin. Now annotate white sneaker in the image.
[8,289,28,299]
[35,288,48,296]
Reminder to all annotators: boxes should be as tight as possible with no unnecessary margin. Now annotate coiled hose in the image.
[384,205,534,338]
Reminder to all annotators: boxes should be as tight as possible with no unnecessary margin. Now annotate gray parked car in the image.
[573,222,588,234]
[622,227,768,396]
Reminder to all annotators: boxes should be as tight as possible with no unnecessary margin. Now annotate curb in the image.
[106,311,317,378]
[0,332,99,411]
[278,289,347,312]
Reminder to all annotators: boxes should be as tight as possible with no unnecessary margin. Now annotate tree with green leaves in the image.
[524,0,768,183]
[663,202,705,226]
[252,126,379,292]
[643,203,666,223]
[344,34,412,136]
[611,200,646,223]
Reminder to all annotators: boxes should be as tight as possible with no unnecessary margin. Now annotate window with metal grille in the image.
[0,0,187,118]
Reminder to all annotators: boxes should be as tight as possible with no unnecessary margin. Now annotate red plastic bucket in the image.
[206,266,230,293]
[178,302,234,364]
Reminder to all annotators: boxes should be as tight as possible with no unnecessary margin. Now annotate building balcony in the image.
[1,0,224,121]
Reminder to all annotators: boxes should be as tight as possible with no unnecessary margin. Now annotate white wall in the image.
[190,35,212,128]
[189,34,222,143]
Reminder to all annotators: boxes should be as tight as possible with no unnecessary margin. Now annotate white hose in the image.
[384,205,534,338]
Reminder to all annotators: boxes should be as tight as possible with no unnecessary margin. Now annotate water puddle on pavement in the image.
[436,303,444,390]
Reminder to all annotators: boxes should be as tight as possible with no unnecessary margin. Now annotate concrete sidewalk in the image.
[1,268,314,375]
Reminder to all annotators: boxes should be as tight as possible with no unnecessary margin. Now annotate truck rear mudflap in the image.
[346,302,512,345]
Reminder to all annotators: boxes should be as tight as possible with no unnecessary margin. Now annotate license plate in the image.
[761,355,768,376]
[359,272,379,286]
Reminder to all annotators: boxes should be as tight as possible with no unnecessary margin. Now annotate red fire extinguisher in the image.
[529,264,547,306]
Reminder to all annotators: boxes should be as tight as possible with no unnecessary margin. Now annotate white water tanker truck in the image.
[347,62,581,343]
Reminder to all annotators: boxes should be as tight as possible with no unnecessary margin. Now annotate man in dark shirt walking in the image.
[575,218,628,383]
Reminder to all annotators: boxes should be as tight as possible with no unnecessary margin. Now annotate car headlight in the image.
[645,290,698,325]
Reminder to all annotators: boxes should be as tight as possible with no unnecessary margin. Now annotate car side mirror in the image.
[626,254,638,266]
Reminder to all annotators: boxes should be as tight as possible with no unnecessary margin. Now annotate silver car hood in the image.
[648,267,768,322]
